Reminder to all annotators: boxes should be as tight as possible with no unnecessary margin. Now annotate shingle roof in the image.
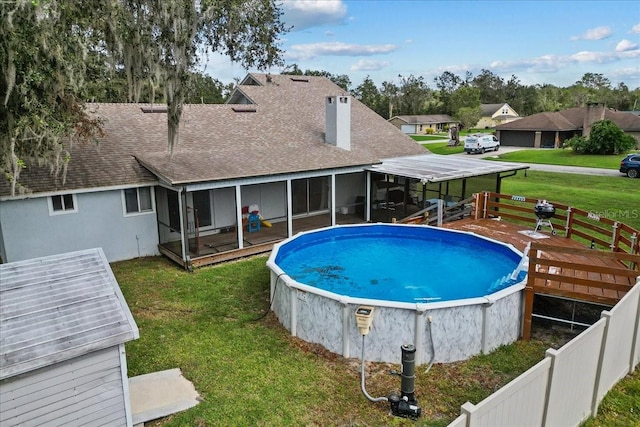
[1,73,427,196]
[496,106,640,132]
[0,248,138,380]
[480,104,505,116]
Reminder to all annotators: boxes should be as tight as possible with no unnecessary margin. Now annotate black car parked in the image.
[620,153,640,178]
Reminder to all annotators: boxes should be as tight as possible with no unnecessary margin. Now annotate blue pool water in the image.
[274,225,525,304]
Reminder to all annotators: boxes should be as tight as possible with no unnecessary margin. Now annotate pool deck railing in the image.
[436,191,640,338]
[472,191,639,256]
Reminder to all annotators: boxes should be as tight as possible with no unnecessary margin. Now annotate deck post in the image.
[610,222,620,251]
[473,192,483,220]
[565,206,574,239]
[522,248,537,340]
[522,284,535,341]
[483,192,489,219]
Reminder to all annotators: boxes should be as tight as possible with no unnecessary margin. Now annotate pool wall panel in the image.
[350,305,416,363]
[272,273,292,332]
[296,291,344,356]
[429,305,483,362]
[484,290,524,353]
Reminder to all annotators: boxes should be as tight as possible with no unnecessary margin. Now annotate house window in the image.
[123,187,154,215]
[49,194,77,215]
[292,176,329,215]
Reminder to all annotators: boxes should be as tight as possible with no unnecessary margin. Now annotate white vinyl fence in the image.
[449,277,640,427]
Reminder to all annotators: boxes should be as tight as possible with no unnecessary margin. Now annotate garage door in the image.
[500,131,535,147]
[401,124,415,134]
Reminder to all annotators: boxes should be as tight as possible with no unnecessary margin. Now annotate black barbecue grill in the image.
[534,200,556,234]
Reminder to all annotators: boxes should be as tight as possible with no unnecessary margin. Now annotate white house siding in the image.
[335,172,365,213]
[0,346,128,427]
[0,189,158,263]
[240,182,287,221]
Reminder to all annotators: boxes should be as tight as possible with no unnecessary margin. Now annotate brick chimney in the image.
[583,102,606,137]
[325,95,351,151]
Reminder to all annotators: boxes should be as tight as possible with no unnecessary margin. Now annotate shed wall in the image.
[0,189,159,263]
[0,346,128,427]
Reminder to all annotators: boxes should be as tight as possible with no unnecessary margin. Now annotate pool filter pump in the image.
[387,344,421,419]
[356,306,421,419]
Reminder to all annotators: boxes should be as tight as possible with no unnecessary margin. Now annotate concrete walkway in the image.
[515,163,622,177]
[129,368,201,426]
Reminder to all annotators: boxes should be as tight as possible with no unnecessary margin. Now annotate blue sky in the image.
[205,0,640,89]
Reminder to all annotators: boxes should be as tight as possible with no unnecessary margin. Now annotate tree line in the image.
[291,69,639,130]
[95,65,637,131]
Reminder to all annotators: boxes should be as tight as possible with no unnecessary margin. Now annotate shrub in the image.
[565,135,589,153]
[424,128,434,134]
[566,120,637,154]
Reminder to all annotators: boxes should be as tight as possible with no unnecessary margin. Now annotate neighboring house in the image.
[0,73,528,269]
[0,248,139,427]
[475,103,520,129]
[496,103,640,148]
[388,114,457,134]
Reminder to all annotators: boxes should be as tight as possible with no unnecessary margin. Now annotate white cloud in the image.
[490,55,567,73]
[570,26,612,41]
[608,67,640,86]
[616,39,638,52]
[431,64,474,75]
[280,0,348,31]
[284,42,398,61]
[481,45,640,78]
[630,24,640,34]
[571,49,640,63]
[350,59,390,72]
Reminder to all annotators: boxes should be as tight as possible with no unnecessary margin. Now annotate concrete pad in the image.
[129,368,201,425]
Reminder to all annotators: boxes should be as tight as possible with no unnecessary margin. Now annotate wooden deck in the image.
[443,218,640,339]
[442,217,582,253]
[444,218,637,305]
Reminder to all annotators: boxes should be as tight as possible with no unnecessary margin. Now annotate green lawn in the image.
[421,141,465,155]
[115,256,551,426]
[114,164,639,426]
[501,170,640,230]
[410,134,447,142]
[494,148,638,169]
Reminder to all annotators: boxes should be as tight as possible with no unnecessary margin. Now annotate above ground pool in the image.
[267,224,528,364]
[272,224,524,304]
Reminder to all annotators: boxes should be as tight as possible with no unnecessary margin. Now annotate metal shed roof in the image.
[0,248,139,380]
[366,154,529,182]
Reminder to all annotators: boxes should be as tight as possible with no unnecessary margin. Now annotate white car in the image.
[464,134,500,154]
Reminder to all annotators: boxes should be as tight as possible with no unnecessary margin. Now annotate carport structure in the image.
[365,154,529,221]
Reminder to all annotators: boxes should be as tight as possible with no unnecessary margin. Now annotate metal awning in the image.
[365,154,529,183]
